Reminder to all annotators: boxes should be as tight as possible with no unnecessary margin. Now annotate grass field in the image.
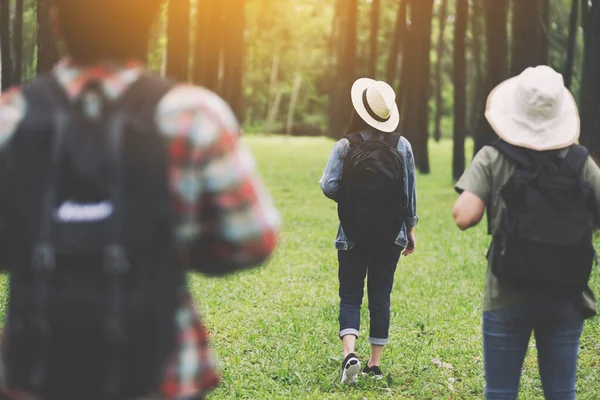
[192,136,600,399]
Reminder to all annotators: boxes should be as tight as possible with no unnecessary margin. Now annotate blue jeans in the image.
[483,299,584,400]
[338,243,402,345]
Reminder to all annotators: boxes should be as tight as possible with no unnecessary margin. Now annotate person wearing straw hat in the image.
[453,65,600,399]
[320,78,418,384]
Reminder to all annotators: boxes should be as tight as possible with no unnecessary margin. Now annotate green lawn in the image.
[193,136,600,399]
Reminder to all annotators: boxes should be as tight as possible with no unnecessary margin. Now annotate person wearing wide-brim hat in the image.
[453,65,600,399]
[319,78,419,384]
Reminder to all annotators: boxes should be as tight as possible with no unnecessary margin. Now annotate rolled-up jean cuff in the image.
[369,337,388,345]
[340,328,360,339]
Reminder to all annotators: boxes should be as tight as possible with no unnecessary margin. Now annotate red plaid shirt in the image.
[0,60,280,399]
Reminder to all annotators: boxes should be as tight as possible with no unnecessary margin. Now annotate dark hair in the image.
[344,109,382,136]
[53,0,162,64]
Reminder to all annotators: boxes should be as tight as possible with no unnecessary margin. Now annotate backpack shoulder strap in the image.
[487,139,534,168]
[112,73,174,118]
[383,132,401,149]
[560,144,589,177]
[345,131,365,146]
[20,73,71,113]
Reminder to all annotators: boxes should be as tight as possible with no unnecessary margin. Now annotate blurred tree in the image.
[1,0,12,90]
[222,0,246,121]
[433,0,448,142]
[453,0,468,180]
[368,0,381,78]
[564,0,578,89]
[13,0,24,84]
[402,0,433,173]
[469,0,485,135]
[580,0,600,160]
[385,0,407,89]
[166,0,191,82]
[474,0,509,155]
[511,0,545,75]
[37,0,59,74]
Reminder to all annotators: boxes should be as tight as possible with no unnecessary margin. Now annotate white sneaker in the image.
[340,353,361,384]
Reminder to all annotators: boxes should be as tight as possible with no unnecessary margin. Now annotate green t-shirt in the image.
[455,146,600,318]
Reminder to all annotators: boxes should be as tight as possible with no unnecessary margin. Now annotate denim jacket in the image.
[319,131,418,250]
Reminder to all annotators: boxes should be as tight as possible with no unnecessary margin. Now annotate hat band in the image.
[362,90,391,123]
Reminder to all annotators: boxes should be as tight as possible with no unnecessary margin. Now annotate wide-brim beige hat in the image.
[485,65,579,151]
[351,78,400,133]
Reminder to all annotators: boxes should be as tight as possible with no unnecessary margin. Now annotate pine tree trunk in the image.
[341,0,358,124]
[286,73,303,137]
[511,0,543,76]
[473,0,509,155]
[12,0,23,85]
[385,0,407,88]
[453,0,468,180]
[402,0,433,173]
[538,0,549,64]
[0,0,12,91]
[166,0,191,82]
[368,0,381,78]
[564,0,579,89]
[202,0,224,92]
[433,0,449,142]
[328,0,344,138]
[37,0,60,74]
[469,0,485,135]
[222,0,245,122]
[580,1,600,159]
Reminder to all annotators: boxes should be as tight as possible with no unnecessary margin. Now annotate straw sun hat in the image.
[485,65,580,151]
[351,78,400,133]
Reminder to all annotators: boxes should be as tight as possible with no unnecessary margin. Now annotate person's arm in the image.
[453,148,492,231]
[319,139,348,202]
[582,156,600,227]
[401,138,418,255]
[158,87,280,276]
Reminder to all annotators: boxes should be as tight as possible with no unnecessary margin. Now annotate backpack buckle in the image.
[104,245,130,274]
[31,243,55,272]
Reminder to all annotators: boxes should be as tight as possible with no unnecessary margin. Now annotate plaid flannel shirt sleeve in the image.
[158,85,280,276]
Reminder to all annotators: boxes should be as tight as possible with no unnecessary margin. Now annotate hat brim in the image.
[351,78,400,133]
[485,77,580,151]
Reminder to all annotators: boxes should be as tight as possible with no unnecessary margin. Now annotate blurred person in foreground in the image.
[320,78,418,384]
[453,65,600,399]
[0,0,279,399]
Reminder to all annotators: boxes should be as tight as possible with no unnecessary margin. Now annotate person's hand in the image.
[403,228,416,256]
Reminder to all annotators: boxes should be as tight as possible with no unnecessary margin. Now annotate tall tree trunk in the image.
[12,0,23,85]
[385,0,407,87]
[469,0,485,135]
[166,0,191,82]
[538,0,549,64]
[433,0,449,142]
[286,73,303,137]
[402,0,433,173]
[193,0,210,85]
[564,0,579,89]
[328,0,344,138]
[453,0,468,180]
[511,0,543,76]
[222,0,245,122]
[201,1,224,92]
[473,0,509,155]
[368,0,381,78]
[37,0,60,74]
[0,0,12,90]
[331,0,357,137]
[580,1,600,159]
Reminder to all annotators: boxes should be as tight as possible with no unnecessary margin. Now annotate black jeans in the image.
[338,243,402,345]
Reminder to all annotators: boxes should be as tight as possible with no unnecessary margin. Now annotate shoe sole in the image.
[341,360,361,384]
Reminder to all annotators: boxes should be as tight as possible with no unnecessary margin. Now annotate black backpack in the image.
[338,132,406,245]
[488,139,597,295]
[0,74,184,399]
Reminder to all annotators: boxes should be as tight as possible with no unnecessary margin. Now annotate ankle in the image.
[367,359,380,368]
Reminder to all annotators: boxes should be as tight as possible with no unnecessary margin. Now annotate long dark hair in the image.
[344,109,383,137]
